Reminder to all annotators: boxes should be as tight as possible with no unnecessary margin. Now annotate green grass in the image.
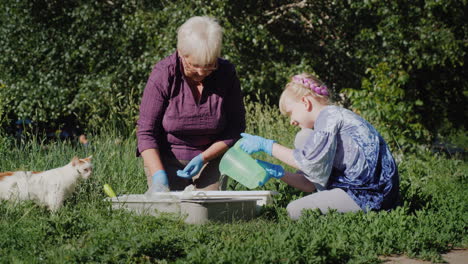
[0,101,467,263]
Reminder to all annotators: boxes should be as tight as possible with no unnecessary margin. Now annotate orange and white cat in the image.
[0,156,92,211]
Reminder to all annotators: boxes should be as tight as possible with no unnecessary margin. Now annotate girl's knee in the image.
[287,200,313,220]
[286,202,300,220]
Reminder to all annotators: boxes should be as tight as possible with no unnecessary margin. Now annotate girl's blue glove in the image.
[256,159,284,186]
[177,154,204,179]
[240,133,276,156]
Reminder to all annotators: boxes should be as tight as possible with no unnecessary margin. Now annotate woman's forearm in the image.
[141,148,165,176]
[202,141,229,162]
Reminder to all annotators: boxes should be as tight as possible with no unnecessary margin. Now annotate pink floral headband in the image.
[292,75,329,96]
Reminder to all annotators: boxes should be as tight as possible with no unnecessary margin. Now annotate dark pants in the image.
[145,155,226,191]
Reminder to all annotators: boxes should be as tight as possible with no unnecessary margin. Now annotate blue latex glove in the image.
[240,133,276,156]
[177,154,204,179]
[256,160,285,186]
[152,170,169,187]
[146,170,169,194]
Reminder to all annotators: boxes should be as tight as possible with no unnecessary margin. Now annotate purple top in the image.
[137,51,246,160]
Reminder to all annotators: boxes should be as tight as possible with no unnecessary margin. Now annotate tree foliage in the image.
[0,0,466,149]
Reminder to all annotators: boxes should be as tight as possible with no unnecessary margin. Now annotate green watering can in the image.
[219,140,268,189]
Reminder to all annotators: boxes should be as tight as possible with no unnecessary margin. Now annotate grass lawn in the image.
[0,129,466,263]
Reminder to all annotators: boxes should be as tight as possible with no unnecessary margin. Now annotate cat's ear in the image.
[71,156,80,166]
[80,156,92,163]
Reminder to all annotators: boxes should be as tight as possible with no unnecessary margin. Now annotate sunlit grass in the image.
[0,100,466,263]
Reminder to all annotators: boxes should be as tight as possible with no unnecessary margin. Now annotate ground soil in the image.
[380,248,468,263]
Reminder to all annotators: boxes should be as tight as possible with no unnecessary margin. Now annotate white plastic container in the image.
[105,191,277,224]
[180,190,278,206]
[181,198,256,224]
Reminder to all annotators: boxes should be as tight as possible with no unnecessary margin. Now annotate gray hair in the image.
[177,16,223,65]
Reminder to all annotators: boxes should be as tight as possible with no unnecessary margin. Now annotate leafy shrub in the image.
[233,0,467,146]
[343,63,431,151]
[0,82,11,129]
[1,0,466,148]
[348,0,467,135]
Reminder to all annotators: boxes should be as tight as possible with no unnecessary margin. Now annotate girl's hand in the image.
[176,154,204,179]
[256,160,284,179]
[239,133,276,156]
[255,159,284,186]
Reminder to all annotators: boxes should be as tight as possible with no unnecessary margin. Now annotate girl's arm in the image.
[271,143,317,192]
[281,171,316,192]
[271,143,299,170]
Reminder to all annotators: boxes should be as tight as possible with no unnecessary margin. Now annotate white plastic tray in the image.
[105,191,278,224]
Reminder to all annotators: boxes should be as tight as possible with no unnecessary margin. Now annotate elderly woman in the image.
[137,16,245,192]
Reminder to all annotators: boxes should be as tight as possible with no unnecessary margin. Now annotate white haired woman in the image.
[137,16,245,192]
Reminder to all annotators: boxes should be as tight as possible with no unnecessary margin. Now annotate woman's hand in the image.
[239,133,276,156]
[176,154,204,179]
[146,170,170,193]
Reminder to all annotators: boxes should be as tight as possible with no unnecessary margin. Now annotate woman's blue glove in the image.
[147,170,169,193]
[256,159,284,186]
[152,170,169,186]
[177,154,204,179]
[240,133,276,156]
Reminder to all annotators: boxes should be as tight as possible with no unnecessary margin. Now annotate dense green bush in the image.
[0,1,157,131]
[344,63,431,151]
[0,82,11,128]
[1,0,466,148]
[241,0,467,149]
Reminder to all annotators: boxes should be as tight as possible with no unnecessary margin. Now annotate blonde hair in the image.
[177,16,222,65]
[279,73,331,116]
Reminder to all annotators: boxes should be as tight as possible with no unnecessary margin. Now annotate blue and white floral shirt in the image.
[293,105,399,211]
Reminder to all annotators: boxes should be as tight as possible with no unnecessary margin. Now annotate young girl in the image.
[240,73,399,219]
